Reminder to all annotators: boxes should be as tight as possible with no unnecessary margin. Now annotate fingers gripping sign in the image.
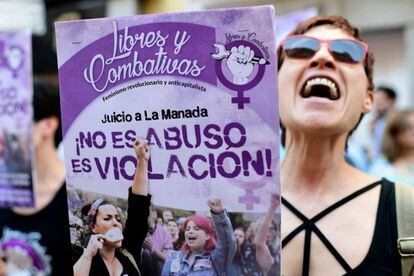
[227,45,255,85]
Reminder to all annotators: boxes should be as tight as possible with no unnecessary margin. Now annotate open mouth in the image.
[301,77,340,100]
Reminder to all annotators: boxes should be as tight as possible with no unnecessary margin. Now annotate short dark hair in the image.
[33,80,62,147]
[376,86,397,100]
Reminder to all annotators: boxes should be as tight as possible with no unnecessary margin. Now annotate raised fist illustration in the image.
[226,45,255,85]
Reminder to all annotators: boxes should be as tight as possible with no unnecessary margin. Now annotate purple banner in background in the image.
[0,30,35,208]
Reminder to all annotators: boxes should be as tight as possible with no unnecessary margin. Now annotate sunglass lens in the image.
[284,37,319,59]
[330,40,366,63]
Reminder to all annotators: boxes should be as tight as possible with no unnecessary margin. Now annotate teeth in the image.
[304,77,338,99]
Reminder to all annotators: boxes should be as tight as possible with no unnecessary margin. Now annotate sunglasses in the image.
[282,35,368,64]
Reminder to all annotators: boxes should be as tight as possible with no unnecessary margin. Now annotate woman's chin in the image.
[105,241,122,248]
[290,117,350,136]
[188,244,203,253]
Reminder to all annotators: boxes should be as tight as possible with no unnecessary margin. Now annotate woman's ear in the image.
[362,90,374,114]
[43,116,59,138]
[35,116,59,142]
[91,224,98,234]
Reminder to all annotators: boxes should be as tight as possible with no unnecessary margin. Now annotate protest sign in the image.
[57,6,281,274]
[56,5,279,213]
[0,30,34,208]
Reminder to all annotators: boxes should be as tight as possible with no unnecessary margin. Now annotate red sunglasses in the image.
[281,35,368,64]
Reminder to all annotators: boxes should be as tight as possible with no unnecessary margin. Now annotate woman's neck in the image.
[393,149,414,174]
[395,147,414,164]
[12,142,65,214]
[172,233,179,242]
[35,142,65,182]
[281,132,349,193]
[190,248,204,255]
[100,246,120,274]
[100,246,116,263]
[34,142,66,203]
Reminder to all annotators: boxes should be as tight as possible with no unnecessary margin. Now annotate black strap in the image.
[282,181,382,275]
[312,181,382,222]
[303,228,312,276]
[282,181,381,247]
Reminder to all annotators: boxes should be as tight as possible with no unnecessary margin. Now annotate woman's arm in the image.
[73,234,105,276]
[131,139,149,196]
[122,139,151,267]
[73,255,92,276]
[254,194,279,274]
[209,199,237,272]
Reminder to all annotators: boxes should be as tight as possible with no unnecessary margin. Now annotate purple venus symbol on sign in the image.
[220,148,274,210]
[234,176,268,210]
[211,40,269,109]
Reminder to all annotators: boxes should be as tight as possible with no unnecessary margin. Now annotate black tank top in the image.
[0,183,73,275]
[282,179,401,275]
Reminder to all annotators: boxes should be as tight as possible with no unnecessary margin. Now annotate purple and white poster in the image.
[56,6,279,212]
[57,7,280,272]
[0,30,34,208]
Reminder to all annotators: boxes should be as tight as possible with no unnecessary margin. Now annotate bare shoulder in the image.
[346,165,380,189]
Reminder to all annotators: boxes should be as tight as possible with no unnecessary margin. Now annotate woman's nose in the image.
[308,44,336,70]
[112,219,121,227]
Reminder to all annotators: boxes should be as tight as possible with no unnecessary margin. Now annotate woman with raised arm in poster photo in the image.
[161,199,236,276]
[73,139,151,276]
[279,16,413,275]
